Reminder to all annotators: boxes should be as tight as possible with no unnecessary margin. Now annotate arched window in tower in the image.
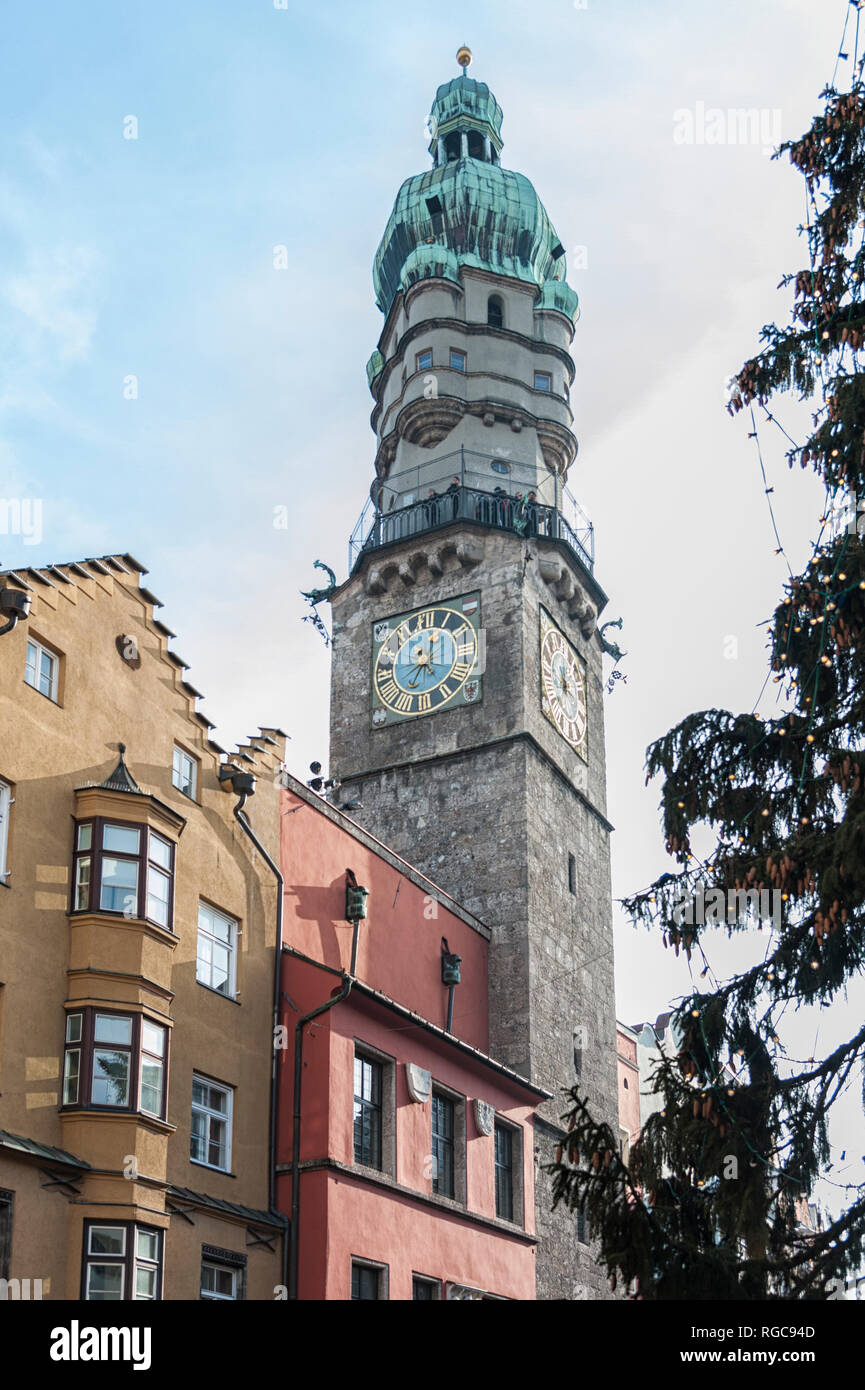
[487,295,504,330]
[444,132,461,162]
[467,131,484,160]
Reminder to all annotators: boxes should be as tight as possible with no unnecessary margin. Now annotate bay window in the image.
[62,1009,168,1119]
[71,819,175,929]
[91,1013,133,1106]
[83,1222,163,1301]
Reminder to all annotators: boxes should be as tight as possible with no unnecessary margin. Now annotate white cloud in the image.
[4,244,100,362]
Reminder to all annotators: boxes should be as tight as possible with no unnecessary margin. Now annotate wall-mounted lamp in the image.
[345,868,369,923]
[0,587,32,637]
[441,937,462,986]
[441,937,462,1033]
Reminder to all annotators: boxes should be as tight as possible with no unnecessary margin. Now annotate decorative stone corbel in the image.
[538,557,564,587]
[427,546,445,576]
[365,567,387,596]
[539,555,576,602]
[398,557,419,587]
[456,538,484,567]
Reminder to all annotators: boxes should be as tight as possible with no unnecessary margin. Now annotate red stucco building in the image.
[275,774,549,1300]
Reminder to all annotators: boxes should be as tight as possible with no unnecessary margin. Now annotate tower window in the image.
[487,295,504,330]
[449,349,466,373]
[577,1208,589,1245]
[568,853,577,894]
[444,131,460,162]
[491,460,510,475]
[425,195,444,236]
[467,131,484,160]
[534,371,552,392]
[416,348,432,372]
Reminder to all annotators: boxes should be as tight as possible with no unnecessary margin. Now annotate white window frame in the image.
[201,1261,239,1300]
[63,1013,82,1104]
[139,1020,166,1118]
[83,1222,161,1301]
[172,745,198,799]
[133,1227,160,1300]
[0,780,10,882]
[191,1074,233,1172]
[196,902,238,998]
[85,1225,126,1301]
[24,637,59,702]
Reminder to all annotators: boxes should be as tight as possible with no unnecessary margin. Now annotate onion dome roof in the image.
[373,73,577,321]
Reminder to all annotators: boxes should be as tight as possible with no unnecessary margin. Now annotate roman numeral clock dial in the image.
[371,594,482,726]
[540,607,588,760]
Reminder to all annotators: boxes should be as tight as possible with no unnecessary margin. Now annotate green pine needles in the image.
[550,73,865,1300]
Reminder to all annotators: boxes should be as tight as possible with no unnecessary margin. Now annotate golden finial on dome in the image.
[456,45,472,73]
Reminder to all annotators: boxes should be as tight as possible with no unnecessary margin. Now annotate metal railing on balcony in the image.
[348,448,594,576]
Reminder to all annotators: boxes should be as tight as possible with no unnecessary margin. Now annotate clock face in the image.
[540,607,587,760]
[372,594,482,725]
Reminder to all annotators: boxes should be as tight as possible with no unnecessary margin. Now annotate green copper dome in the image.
[373,75,578,322]
[427,75,503,156]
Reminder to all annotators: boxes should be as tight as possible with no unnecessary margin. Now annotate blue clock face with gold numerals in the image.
[371,594,483,726]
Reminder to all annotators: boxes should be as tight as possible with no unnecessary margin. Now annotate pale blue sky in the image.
[2,0,862,1206]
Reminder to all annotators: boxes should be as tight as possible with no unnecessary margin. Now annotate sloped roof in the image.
[0,1128,91,1169]
[167,1184,284,1229]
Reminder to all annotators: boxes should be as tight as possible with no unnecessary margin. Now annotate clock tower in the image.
[329,55,618,1300]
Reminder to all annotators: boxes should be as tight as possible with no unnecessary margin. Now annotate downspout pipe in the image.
[231,787,289,1291]
[288,914,362,1301]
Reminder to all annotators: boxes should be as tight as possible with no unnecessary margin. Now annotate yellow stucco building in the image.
[0,554,286,1300]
